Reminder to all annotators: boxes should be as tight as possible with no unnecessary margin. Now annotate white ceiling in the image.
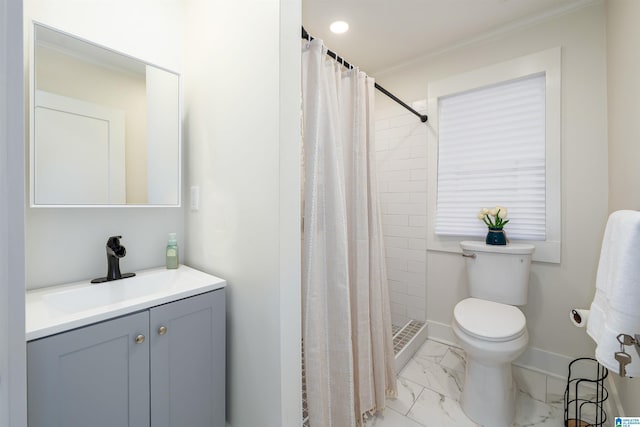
[302,0,590,74]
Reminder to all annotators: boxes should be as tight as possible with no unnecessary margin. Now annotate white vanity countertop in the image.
[26,265,226,341]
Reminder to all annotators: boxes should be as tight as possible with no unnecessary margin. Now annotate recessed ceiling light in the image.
[330,21,349,34]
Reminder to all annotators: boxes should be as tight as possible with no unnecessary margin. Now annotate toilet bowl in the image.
[453,297,528,427]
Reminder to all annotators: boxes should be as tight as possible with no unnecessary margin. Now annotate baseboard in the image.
[427,320,459,348]
[427,320,573,379]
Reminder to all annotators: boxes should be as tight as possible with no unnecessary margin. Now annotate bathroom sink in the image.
[26,265,226,341]
[43,272,175,313]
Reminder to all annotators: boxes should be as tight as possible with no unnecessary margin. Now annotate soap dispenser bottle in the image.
[166,233,179,269]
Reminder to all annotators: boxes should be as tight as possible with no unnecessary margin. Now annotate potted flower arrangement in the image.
[477,206,509,245]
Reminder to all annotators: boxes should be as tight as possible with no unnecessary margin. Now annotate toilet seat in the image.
[454,298,526,342]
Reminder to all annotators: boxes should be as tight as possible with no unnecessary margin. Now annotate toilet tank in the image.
[460,241,535,306]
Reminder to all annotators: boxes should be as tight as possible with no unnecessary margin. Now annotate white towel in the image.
[587,210,640,377]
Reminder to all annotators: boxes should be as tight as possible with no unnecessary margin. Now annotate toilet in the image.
[452,240,535,427]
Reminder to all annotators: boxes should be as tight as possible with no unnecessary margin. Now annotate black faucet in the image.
[91,235,136,284]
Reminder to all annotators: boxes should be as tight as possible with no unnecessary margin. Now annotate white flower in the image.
[477,205,510,229]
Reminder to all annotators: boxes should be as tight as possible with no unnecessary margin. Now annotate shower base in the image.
[301,319,427,426]
[393,319,427,372]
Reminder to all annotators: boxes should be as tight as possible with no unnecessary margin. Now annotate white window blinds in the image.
[435,73,546,241]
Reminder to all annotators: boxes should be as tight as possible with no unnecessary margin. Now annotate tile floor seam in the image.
[404,385,425,417]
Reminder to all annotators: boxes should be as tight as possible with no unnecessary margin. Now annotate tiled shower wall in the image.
[375,105,428,327]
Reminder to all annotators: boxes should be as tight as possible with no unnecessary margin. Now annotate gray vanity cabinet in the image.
[150,289,226,427]
[27,311,151,427]
[27,289,226,427]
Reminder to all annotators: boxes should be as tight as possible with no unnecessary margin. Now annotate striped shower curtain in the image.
[301,38,397,427]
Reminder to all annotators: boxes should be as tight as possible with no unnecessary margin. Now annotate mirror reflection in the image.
[31,23,181,206]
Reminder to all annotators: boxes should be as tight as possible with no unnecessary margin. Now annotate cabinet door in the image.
[150,289,226,427]
[27,311,150,427]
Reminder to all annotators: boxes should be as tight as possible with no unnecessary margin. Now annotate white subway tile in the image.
[392,225,425,239]
[374,139,391,151]
[389,114,420,128]
[385,204,426,216]
[380,193,412,204]
[407,271,427,286]
[405,180,427,193]
[375,118,390,131]
[386,257,408,272]
[407,307,426,321]
[391,301,407,314]
[385,236,409,249]
[407,283,426,298]
[378,158,414,172]
[406,294,426,310]
[391,292,412,308]
[382,214,409,226]
[376,127,401,141]
[410,193,427,203]
[386,247,427,262]
[379,170,411,183]
[388,279,408,294]
[392,312,409,328]
[409,215,427,227]
[409,238,427,250]
[387,181,414,193]
[389,147,412,160]
[387,268,410,282]
[410,144,427,159]
[407,158,427,169]
[376,108,431,327]
[410,169,427,181]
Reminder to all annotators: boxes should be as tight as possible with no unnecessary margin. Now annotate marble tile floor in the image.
[364,339,565,427]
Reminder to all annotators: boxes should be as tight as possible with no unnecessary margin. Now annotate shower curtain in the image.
[301,38,397,427]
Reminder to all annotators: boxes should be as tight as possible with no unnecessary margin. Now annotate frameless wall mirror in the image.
[30,22,181,206]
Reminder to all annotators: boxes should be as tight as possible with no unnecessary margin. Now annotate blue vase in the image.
[486,228,507,245]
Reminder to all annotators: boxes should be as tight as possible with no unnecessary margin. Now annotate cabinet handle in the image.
[135,334,145,344]
[158,325,167,336]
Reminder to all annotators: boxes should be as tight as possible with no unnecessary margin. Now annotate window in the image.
[427,48,561,263]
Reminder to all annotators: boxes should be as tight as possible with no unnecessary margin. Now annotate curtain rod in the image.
[301,27,428,123]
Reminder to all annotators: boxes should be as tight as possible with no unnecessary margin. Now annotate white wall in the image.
[375,2,608,376]
[183,0,301,426]
[605,0,640,415]
[24,0,186,289]
[0,0,27,424]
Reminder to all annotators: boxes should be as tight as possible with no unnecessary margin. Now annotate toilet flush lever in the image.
[461,252,476,259]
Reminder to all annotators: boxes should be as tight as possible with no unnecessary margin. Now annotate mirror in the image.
[30,22,181,206]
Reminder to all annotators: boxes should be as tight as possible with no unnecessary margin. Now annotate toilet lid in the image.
[454,298,526,342]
